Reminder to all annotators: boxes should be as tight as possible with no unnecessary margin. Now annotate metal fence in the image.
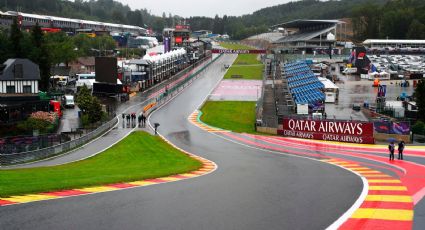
[0,54,222,166]
[0,117,118,166]
[146,54,223,111]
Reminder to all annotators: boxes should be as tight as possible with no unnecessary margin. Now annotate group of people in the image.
[138,112,147,128]
[121,112,146,128]
[388,140,405,161]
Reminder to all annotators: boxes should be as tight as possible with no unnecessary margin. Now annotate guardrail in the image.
[0,54,222,166]
[144,54,224,115]
[0,117,118,166]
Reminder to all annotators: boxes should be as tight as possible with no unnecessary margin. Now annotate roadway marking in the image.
[322,159,414,229]
[351,208,413,221]
[188,110,230,133]
[207,132,418,229]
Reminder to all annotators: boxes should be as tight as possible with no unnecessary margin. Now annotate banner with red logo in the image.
[279,118,375,144]
[212,49,266,54]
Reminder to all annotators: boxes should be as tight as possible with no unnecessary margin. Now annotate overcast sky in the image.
[117,0,292,18]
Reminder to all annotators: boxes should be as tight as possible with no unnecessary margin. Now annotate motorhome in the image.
[76,73,96,89]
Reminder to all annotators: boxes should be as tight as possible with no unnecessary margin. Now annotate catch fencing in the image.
[0,54,223,166]
[0,117,118,166]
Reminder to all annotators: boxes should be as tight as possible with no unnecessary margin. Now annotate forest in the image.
[0,0,424,40]
[351,0,425,41]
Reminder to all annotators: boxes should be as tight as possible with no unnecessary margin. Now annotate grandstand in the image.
[282,61,325,105]
[0,11,147,35]
[272,20,345,54]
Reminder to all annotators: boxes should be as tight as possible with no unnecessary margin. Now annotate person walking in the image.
[126,114,131,128]
[389,142,395,161]
[141,111,146,128]
[122,113,125,128]
[138,114,142,128]
[398,141,405,160]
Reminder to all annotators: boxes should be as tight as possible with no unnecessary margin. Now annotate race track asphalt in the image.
[0,54,362,230]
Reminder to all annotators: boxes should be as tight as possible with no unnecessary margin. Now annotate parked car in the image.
[63,95,75,108]
[352,103,361,111]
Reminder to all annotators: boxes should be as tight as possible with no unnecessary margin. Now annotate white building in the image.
[0,59,40,94]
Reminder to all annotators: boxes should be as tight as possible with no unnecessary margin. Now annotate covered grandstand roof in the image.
[274,26,336,44]
[363,39,425,45]
[272,19,343,29]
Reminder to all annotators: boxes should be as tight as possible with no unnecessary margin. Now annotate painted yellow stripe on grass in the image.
[179,173,199,177]
[77,186,119,193]
[356,171,382,174]
[368,179,401,183]
[158,177,181,182]
[2,194,58,203]
[351,208,413,221]
[326,161,349,164]
[336,164,359,167]
[128,181,157,186]
[365,195,412,203]
[345,167,371,171]
[363,174,392,178]
[369,186,407,191]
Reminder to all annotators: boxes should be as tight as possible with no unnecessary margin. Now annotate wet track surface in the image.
[1,54,364,229]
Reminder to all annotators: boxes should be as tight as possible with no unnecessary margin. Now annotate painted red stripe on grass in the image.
[360,201,413,210]
[339,218,412,230]
[0,199,17,206]
[190,171,207,175]
[143,179,167,183]
[41,190,90,197]
[107,183,138,189]
[171,175,190,179]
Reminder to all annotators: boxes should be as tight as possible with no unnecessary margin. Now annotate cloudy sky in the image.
[117,0,291,17]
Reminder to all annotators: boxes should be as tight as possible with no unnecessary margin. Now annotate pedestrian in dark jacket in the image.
[389,142,395,161]
[398,141,405,160]
[138,114,142,128]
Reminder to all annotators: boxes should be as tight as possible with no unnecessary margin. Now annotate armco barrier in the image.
[151,54,223,109]
[0,117,118,166]
[0,54,222,166]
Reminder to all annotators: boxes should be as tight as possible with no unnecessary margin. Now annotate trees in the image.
[0,28,11,63]
[415,80,425,122]
[351,3,382,41]
[30,23,51,91]
[72,34,116,57]
[407,20,425,39]
[9,19,24,58]
[352,0,425,40]
[75,85,104,124]
[45,32,78,66]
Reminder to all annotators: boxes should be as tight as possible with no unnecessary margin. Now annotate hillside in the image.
[3,0,423,41]
[241,0,388,27]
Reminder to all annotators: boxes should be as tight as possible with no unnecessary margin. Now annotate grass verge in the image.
[200,101,257,134]
[0,131,202,197]
[220,42,264,80]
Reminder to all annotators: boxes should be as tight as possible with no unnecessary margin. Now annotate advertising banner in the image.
[211,49,267,54]
[374,121,410,135]
[279,118,375,144]
[164,37,170,53]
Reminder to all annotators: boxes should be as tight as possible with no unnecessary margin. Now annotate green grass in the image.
[219,42,253,50]
[220,42,264,80]
[233,54,262,65]
[0,131,202,197]
[224,65,264,80]
[200,101,257,134]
